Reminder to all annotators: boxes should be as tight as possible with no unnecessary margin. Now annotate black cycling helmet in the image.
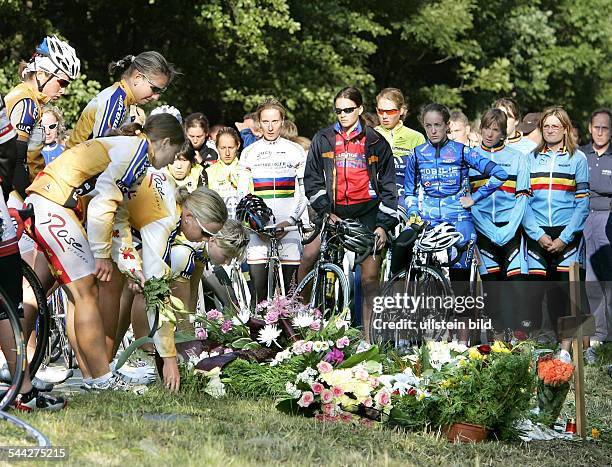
[236,194,273,231]
[337,219,376,256]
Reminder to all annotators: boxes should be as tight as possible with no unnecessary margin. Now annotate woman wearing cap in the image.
[66,51,176,148]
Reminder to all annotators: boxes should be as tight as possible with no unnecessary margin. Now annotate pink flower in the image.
[303,341,314,353]
[311,382,324,394]
[265,310,280,324]
[363,397,373,408]
[224,348,233,354]
[195,327,207,340]
[220,320,233,334]
[320,389,334,404]
[331,386,344,397]
[375,389,391,407]
[309,320,321,331]
[297,391,314,408]
[340,412,352,423]
[314,413,325,421]
[360,418,374,428]
[325,414,340,422]
[369,377,379,388]
[354,368,369,381]
[313,308,322,319]
[317,361,333,374]
[322,403,335,415]
[336,336,350,349]
[206,309,223,321]
[323,348,344,365]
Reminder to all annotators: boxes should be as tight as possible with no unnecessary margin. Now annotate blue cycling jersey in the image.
[469,143,530,245]
[404,139,508,226]
[522,147,589,244]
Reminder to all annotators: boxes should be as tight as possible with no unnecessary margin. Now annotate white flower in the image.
[204,376,226,398]
[313,341,324,352]
[257,324,282,347]
[356,341,372,354]
[232,308,251,326]
[335,318,349,330]
[285,382,302,398]
[320,341,330,351]
[296,367,318,385]
[270,349,292,366]
[292,312,314,329]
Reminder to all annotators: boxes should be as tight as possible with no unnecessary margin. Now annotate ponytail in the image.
[176,186,228,226]
[108,54,136,76]
[108,51,177,83]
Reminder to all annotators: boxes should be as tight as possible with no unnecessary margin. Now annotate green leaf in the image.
[231,337,257,349]
[337,345,380,368]
[115,336,154,370]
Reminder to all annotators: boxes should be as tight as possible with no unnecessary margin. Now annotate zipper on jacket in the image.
[491,152,496,223]
[548,152,556,226]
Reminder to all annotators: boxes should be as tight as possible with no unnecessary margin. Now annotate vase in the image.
[443,422,489,443]
[537,380,570,426]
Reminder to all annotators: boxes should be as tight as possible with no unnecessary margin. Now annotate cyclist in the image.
[303,86,398,340]
[238,98,307,305]
[66,51,175,148]
[493,97,537,156]
[468,108,530,335]
[184,113,218,167]
[207,127,241,219]
[448,110,471,146]
[22,113,183,391]
[40,106,66,166]
[404,103,508,344]
[522,106,589,357]
[374,88,425,208]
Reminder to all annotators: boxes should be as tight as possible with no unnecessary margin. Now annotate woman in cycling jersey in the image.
[375,88,425,208]
[303,87,398,341]
[238,98,307,306]
[66,51,175,148]
[468,108,530,335]
[40,106,65,165]
[522,106,589,356]
[493,97,538,156]
[404,103,508,344]
[184,112,218,167]
[21,113,183,392]
[207,127,241,219]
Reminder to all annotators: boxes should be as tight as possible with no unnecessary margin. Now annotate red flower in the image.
[407,388,417,396]
[477,344,491,355]
[513,330,528,341]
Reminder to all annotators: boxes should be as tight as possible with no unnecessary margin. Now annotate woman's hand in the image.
[127,270,146,293]
[274,220,292,239]
[547,237,567,255]
[373,227,387,251]
[459,196,475,209]
[162,357,180,393]
[537,234,554,250]
[94,258,113,282]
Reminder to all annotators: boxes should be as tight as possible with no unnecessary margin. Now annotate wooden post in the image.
[569,262,586,439]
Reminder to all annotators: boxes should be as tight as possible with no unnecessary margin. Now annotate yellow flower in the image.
[468,347,484,361]
[492,341,511,353]
[591,428,600,439]
[440,379,452,389]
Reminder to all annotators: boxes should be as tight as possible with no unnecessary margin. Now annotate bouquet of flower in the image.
[194,307,261,351]
[277,352,391,426]
[536,354,574,425]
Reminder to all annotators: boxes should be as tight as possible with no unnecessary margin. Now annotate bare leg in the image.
[361,254,382,343]
[130,293,154,353]
[98,262,125,361]
[65,295,91,377]
[112,282,135,358]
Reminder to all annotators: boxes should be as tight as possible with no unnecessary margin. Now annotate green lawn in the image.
[0,363,610,466]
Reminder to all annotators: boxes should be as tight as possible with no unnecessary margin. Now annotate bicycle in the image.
[370,221,480,348]
[257,223,301,301]
[0,286,26,411]
[292,215,374,315]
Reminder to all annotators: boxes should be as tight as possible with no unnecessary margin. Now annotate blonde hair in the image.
[376,87,408,120]
[176,186,228,226]
[214,219,249,260]
[536,106,577,156]
[41,105,66,141]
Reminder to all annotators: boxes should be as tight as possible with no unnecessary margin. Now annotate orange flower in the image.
[537,356,574,386]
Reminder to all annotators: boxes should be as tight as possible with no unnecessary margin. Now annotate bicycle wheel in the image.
[49,289,74,369]
[371,265,453,348]
[229,264,250,311]
[22,260,51,378]
[0,287,26,411]
[293,263,349,315]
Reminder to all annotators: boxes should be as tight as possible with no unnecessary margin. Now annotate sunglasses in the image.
[140,72,168,95]
[194,216,218,239]
[334,107,357,115]
[42,123,58,131]
[376,108,400,116]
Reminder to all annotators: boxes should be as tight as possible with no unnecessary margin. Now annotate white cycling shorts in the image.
[25,193,95,284]
[246,230,302,265]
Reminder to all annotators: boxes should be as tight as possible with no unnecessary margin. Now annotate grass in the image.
[0,355,610,466]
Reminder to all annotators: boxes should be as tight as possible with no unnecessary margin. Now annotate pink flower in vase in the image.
[331,386,344,397]
[363,397,373,408]
[265,310,280,324]
[303,341,314,353]
[309,320,321,331]
[206,309,223,321]
[375,389,391,407]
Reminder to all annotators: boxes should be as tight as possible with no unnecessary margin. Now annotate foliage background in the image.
[1,0,609,135]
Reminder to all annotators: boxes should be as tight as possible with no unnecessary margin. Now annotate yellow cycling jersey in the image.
[164,163,204,193]
[66,80,139,148]
[5,82,50,179]
[28,134,154,259]
[206,158,240,195]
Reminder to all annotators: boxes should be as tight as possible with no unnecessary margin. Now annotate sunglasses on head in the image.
[334,107,357,115]
[42,123,58,131]
[140,72,168,95]
[194,216,217,239]
[376,108,400,116]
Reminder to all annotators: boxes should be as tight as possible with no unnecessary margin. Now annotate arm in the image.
[7,99,35,197]
[558,154,590,244]
[65,101,96,148]
[0,137,17,200]
[239,128,258,148]
[289,149,308,223]
[403,152,421,216]
[464,147,508,203]
[304,134,332,214]
[375,138,399,232]
[113,202,142,275]
[494,153,530,245]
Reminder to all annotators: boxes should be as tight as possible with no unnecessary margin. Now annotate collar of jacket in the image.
[321,120,381,148]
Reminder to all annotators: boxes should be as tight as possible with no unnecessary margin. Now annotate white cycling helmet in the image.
[417,222,463,252]
[150,105,182,124]
[34,35,81,80]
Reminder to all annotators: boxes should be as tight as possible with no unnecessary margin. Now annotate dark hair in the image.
[492,97,520,120]
[108,51,177,83]
[480,108,508,140]
[184,112,210,133]
[589,107,612,125]
[215,126,241,149]
[102,114,184,146]
[419,103,451,126]
[255,97,286,121]
[334,87,363,107]
[174,142,197,164]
